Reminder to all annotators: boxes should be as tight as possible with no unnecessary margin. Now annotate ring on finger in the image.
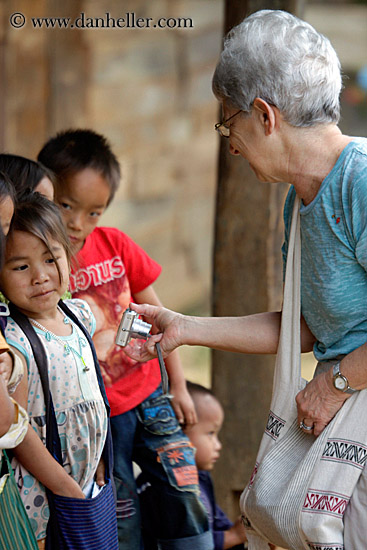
[299,420,313,431]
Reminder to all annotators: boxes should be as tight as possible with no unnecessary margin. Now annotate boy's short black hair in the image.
[37,129,121,206]
[186,381,221,423]
[186,381,215,399]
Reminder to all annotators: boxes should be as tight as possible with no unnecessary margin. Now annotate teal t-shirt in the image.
[283,138,367,362]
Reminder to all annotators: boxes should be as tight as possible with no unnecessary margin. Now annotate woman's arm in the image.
[127,303,316,360]
[126,304,282,360]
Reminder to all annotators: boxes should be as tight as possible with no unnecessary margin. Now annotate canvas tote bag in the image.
[240,195,367,550]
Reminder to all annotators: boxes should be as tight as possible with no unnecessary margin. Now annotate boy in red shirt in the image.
[38,130,213,550]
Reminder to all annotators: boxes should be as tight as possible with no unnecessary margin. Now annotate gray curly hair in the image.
[212,10,342,127]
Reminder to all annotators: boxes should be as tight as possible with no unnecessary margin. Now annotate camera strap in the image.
[155,342,170,396]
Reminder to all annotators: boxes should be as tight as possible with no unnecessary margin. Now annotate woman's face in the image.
[223,101,279,183]
[0,196,14,235]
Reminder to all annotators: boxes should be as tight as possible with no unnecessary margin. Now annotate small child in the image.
[38,129,213,550]
[0,195,118,549]
[185,382,247,550]
[0,154,54,202]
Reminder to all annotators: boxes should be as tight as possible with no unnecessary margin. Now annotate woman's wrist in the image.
[326,366,352,400]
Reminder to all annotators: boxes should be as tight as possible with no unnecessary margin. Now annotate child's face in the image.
[0,196,14,236]
[0,230,69,320]
[185,394,224,471]
[35,176,54,201]
[55,168,111,254]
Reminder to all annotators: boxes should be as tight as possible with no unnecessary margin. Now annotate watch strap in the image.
[332,362,358,394]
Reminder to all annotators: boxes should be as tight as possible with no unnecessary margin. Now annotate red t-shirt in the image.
[69,227,162,416]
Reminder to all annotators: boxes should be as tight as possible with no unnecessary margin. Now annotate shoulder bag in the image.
[241,196,367,550]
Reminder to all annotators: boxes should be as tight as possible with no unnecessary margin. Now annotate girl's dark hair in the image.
[0,224,4,271]
[38,129,120,206]
[9,193,72,282]
[0,170,16,206]
[0,154,54,203]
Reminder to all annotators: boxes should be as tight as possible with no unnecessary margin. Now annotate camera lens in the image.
[131,318,151,339]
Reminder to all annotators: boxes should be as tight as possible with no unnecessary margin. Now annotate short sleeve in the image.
[117,232,162,295]
[0,400,28,450]
[346,156,367,270]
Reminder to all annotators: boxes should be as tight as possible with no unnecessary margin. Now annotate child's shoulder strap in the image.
[58,300,114,480]
[58,300,110,413]
[8,302,61,460]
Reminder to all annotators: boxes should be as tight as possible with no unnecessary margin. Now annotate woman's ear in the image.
[252,98,277,136]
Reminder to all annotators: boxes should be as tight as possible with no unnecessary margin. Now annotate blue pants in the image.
[110,386,213,550]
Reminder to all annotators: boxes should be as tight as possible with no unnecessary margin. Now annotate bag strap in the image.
[57,301,114,477]
[8,303,62,461]
[57,300,111,415]
[270,195,301,404]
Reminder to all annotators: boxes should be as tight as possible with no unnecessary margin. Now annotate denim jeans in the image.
[110,386,213,550]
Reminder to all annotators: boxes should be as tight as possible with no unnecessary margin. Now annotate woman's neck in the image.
[284,125,353,205]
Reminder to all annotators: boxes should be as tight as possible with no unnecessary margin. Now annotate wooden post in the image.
[211,0,304,519]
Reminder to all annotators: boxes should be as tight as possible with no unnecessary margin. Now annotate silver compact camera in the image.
[115,308,152,347]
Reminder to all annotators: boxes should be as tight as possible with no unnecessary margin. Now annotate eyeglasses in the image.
[214,110,243,138]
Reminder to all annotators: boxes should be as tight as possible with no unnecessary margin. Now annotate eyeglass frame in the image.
[214,110,243,138]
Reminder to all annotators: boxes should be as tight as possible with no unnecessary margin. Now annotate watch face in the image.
[334,375,347,391]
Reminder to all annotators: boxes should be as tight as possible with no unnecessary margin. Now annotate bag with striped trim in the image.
[0,450,38,550]
[240,196,367,549]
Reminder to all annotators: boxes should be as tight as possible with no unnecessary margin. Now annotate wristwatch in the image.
[332,362,357,394]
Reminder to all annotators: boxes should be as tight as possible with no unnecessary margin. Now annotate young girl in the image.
[0,194,116,548]
[0,211,84,550]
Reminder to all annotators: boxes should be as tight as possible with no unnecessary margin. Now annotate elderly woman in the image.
[127,9,367,548]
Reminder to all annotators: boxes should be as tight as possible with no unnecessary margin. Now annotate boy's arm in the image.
[134,285,197,426]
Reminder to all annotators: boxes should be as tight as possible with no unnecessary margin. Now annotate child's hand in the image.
[0,351,13,385]
[95,458,106,487]
[223,516,247,548]
[169,382,197,426]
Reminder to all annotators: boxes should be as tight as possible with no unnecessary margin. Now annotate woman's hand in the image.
[296,369,348,437]
[124,303,185,362]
